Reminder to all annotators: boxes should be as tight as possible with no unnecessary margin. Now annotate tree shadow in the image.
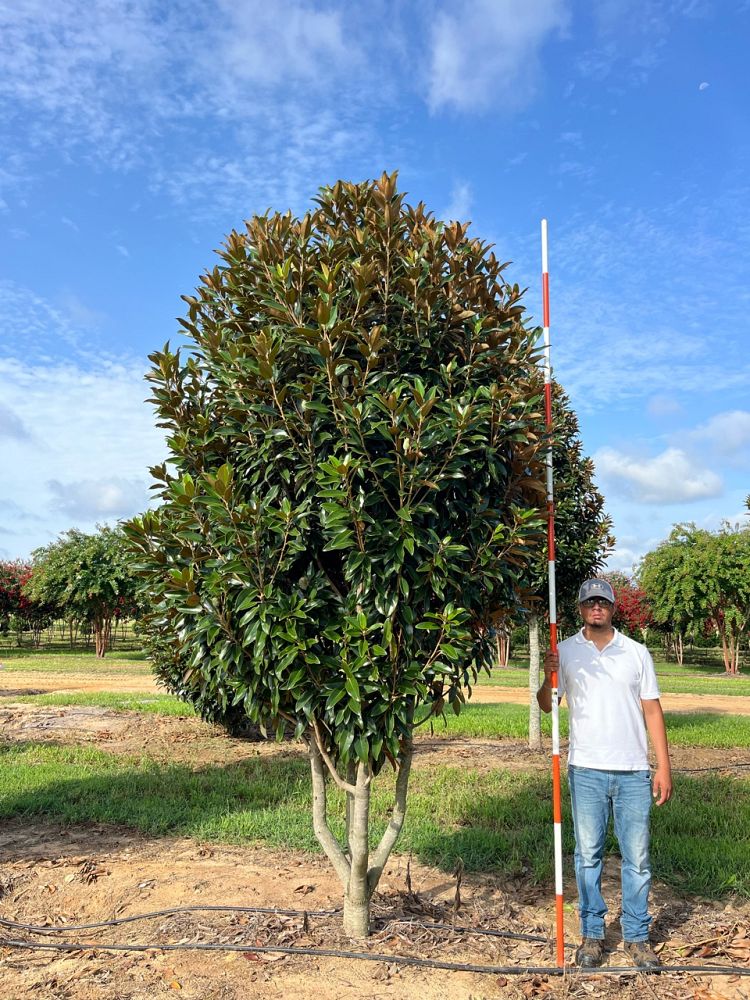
[1,742,746,925]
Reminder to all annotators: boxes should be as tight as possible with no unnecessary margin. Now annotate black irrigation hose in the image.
[0,908,549,945]
[0,904,340,934]
[2,936,749,977]
[674,763,750,773]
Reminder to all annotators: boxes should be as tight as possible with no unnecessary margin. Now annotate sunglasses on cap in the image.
[580,597,613,608]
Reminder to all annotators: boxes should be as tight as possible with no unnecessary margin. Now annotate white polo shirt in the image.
[557,628,660,770]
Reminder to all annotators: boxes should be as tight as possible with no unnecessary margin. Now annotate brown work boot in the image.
[624,940,661,969]
[575,937,604,967]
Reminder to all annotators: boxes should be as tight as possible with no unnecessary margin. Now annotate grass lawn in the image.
[0,690,195,716]
[1,740,747,899]
[0,649,151,675]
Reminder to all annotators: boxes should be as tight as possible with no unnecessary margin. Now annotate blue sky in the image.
[1,0,748,570]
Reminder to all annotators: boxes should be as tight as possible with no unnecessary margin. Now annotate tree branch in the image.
[311,717,357,794]
[308,737,351,886]
[368,734,414,894]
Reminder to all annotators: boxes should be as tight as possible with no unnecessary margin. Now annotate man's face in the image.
[579,597,615,629]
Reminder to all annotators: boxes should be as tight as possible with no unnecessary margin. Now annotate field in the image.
[1,648,749,999]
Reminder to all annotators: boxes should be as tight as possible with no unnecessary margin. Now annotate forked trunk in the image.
[308,722,414,938]
[528,613,542,751]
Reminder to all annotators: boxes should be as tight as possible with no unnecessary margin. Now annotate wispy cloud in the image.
[426,0,569,113]
[0,0,387,215]
[595,446,722,503]
[441,181,473,222]
[647,394,683,419]
[0,403,31,442]
[576,0,713,88]
[537,188,750,408]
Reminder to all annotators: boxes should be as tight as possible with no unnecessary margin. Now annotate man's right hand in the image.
[543,650,559,684]
[537,650,560,714]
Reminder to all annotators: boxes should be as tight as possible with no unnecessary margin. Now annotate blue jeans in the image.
[568,765,653,942]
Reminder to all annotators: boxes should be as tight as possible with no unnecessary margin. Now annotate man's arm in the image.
[537,650,561,714]
[642,698,672,806]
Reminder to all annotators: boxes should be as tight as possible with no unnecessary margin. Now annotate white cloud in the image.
[698,81,709,91]
[686,410,750,461]
[212,0,354,87]
[594,446,723,503]
[427,0,569,113]
[0,355,165,557]
[0,402,31,441]
[48,477,151,520]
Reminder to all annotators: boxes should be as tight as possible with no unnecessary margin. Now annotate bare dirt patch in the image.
[0,817,748,1000]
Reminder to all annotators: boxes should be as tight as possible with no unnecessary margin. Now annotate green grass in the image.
[0,650,151,674]
[1,741,747,898]
[0,690,194,716]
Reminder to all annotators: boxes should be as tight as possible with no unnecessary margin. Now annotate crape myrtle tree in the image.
[0,561,58,647]
[25,527,138,658]
[639,523,750,673]
[525,385,614,750]
[605,573,653,641]
[0,561,29,631]
[125,173,550,937]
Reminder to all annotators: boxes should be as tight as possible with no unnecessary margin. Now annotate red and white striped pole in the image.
[541,219,565,967]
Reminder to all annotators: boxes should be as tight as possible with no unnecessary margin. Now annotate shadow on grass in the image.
[1,742,748,899]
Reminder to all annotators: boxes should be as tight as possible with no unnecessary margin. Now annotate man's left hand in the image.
[652,767,672,806]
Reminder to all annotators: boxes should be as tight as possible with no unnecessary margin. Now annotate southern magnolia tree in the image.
[25,527,138,658]
[126,174,550,937]
[525,385,613,749]
[639,523,750,674]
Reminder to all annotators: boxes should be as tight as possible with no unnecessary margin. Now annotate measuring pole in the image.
[541,219,565,967]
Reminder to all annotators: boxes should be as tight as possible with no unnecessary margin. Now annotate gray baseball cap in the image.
[578,579,615,604]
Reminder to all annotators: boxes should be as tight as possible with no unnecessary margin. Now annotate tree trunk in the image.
[720,630,731,674]
[93,614,113,658]
[528,613,542,751]
[343,761,372,937]
[308,721,414,939]
[497,628,510,668]
[728,630,739,676]
[675,632,684,666]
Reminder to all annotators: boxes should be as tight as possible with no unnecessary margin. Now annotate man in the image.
[537,578,672,970]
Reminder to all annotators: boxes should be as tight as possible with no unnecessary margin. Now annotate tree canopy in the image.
[25,526,138,658]
[126,173,550,935]
[639,522,750,674]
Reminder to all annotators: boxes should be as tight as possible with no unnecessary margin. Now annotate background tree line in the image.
[0,526,140,657]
